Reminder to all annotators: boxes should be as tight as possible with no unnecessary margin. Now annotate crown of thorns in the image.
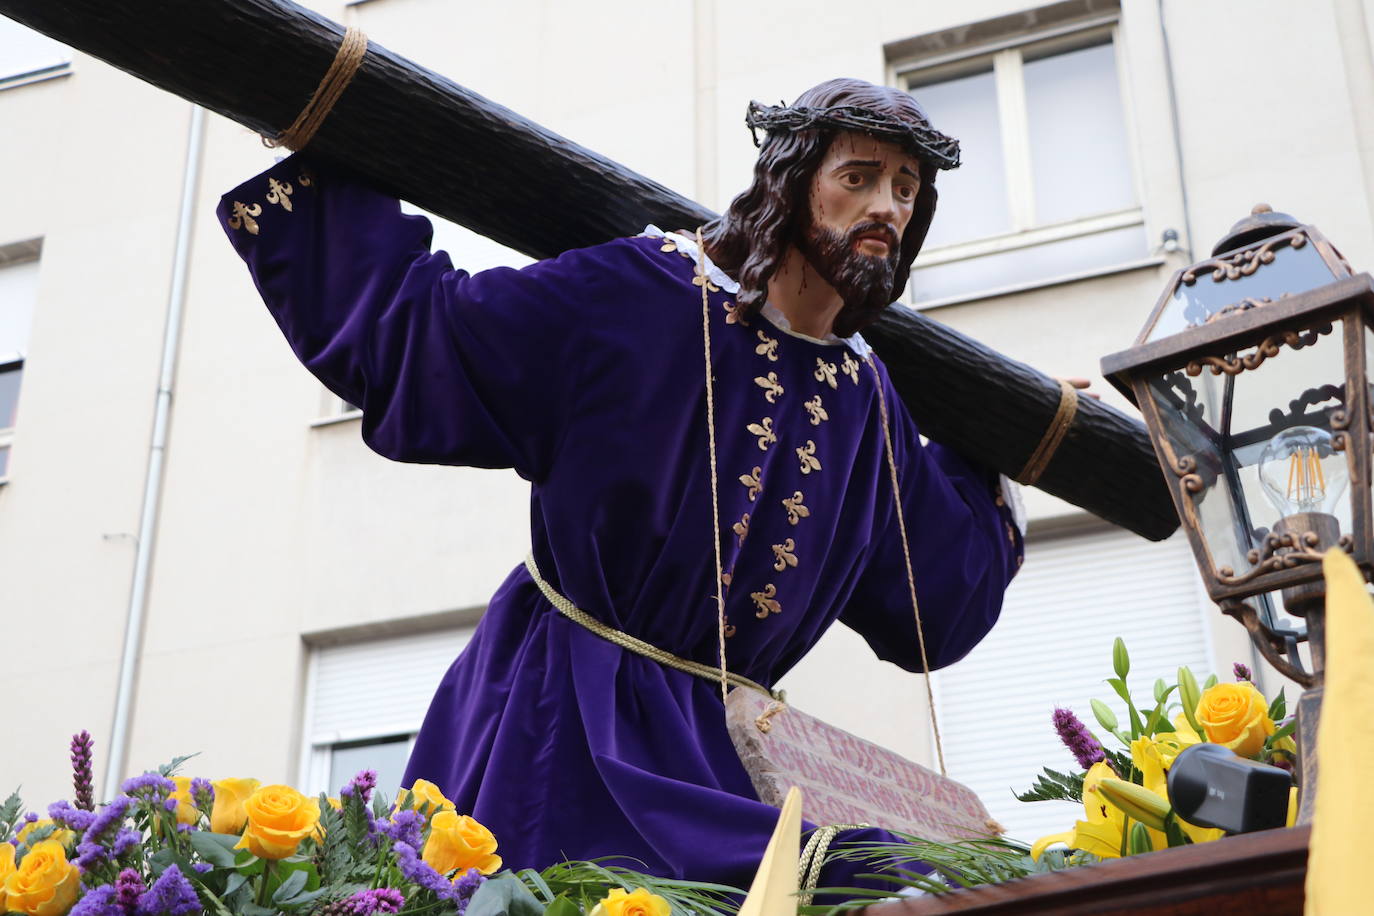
[745,100,961,170]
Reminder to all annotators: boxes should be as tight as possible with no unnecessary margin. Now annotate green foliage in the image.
[522,860,740,916]
[1268,687,1288,721]
[0,789,23,840]
[1013,768,1083,804]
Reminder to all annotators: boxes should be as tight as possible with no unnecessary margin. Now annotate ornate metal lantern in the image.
[1101,206,1373,692]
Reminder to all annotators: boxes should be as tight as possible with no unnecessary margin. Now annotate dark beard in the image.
[797,219,900,336]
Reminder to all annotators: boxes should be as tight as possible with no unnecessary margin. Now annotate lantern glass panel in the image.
[1145,326,1352,582]
[1145,235,1337,343]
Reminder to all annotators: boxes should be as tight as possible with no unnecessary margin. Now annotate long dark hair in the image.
[704,78,944,335]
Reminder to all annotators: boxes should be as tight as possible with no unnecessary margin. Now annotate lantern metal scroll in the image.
[1101,206,1374,689]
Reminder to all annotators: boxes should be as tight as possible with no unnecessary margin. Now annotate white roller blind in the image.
[309,627,473,742]
[0,259,39,359]
[933,527,1214,844]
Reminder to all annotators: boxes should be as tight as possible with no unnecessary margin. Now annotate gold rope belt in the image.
[523,554,785,702]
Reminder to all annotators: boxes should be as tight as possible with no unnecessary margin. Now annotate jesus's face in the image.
[799,133,922,318]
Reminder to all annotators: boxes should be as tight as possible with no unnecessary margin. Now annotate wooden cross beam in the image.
[0,0,1178,540]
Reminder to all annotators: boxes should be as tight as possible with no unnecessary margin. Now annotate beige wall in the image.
[3,0,1371,807]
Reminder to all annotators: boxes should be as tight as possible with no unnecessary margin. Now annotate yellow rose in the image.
[397,779,456,817]
[170,776,201,826]
[15,821,73,849]
[211,777,261,834]
[0,842,16,913]
[2,840,80,916]
[233,784,320,860]
[1195,682,1275,758]
[422,811,502,876]
[589,888,672,916]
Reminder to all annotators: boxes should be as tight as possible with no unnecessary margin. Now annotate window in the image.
[0,16,72,89]
[932,525,1217,842]
[890,5,1151,306]
[0,245,40,480]
[300,625,475,797]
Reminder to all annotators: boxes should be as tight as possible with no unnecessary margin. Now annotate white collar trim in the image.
[639,225,872,359]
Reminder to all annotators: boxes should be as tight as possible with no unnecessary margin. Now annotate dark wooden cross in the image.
[0,0,1177,540]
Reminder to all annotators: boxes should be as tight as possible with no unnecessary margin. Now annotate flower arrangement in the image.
[0,733,738,916]
[1020,639,1297,861]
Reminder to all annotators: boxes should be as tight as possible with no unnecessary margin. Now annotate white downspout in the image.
[103,104,206,800]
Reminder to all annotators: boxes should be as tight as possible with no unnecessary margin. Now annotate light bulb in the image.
[1257,425,1348,516]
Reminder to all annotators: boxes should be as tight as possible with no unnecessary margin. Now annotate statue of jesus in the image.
[219,77,1024,890]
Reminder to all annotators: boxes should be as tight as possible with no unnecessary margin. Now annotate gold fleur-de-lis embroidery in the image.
[732,512,751,546]
[227,201,262,235]
[755,330,779,362]
[841,351,860,384]
[723,301,749,326]
[746,417,776,451]
[804,395,829,426]
[692,273,720,293]
[771,538,799,572]
[738,466,762,501]
[297,169,314,187]
[265,177,294,212]
[754,372,784,404]
[751,583,782,618]
[660,238,679,253]
[814,358,838,389]
[796,440,822,474]
[782,491,810,525]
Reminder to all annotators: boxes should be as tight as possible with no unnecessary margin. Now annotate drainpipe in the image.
[103,104,206,800]
[1157,0,1196,262]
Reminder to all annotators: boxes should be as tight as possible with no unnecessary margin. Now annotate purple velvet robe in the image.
[219,154,1023,891]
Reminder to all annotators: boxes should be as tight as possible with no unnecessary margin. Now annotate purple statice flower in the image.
[1234,662,1253,682]
[333,887,406,915]
[452,868,486,915]
[1053,707,1107,770]
[49,800,98,832]
[392,842,456,900]
[135,864,199,916]
[161,798,179,814]
[379,809,424,850]
[76,797,135,871]
[340,769,378,806]
[188,778,213,813]
[71,731,97,812]
[19,811,39,830]
[191,863,212,875]
[115,869,146,913]
[70,884,121,916]
[113,828,141,858]
[120,773,174,801]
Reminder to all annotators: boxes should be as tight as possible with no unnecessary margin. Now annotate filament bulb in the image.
[1257,425,1347,516]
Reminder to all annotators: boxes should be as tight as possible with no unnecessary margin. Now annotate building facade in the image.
[4,0,1372,843]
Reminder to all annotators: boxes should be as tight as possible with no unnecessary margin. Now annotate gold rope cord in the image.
[1015,378,1079,486]
[263,26,368,151]
[797,823,870,905]
[523,555,782,702]
[697,229,732,706]
[869,359,948,778]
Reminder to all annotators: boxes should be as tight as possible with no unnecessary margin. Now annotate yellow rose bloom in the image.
[15,821,73,849]
[422,811,502,876]
[398,779,456,817]
[1195,682,1275,758]
[2,840,80,916]
[169,776,201,826]
[0,842,16,913]
[211,777,261,834]
[233,784,320,860]
[589,887,672,916]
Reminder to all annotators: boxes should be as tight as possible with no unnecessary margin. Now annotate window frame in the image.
[890,14,1160,307]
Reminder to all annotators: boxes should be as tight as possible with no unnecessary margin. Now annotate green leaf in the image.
[1014,768,1084,804]
[190,832,241,868]
[1268,687,1288,721]
[1113,637,1130,679]
[468,874,547,916]
[545,896,582,916]
[239,905,276,916]
[1090,698,1119,732]
[1271,720,1298,742]
[157,753,200,777]
[223,872,248,898]
[280,887,327,909]
[1106,679,1145,738]
[1163,814,1191,848]
[272,869,309,904]
[0,789,23,839]
[1203,673,1218,690]
[1177,667,1204,735]
[1153,678,1167,704]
